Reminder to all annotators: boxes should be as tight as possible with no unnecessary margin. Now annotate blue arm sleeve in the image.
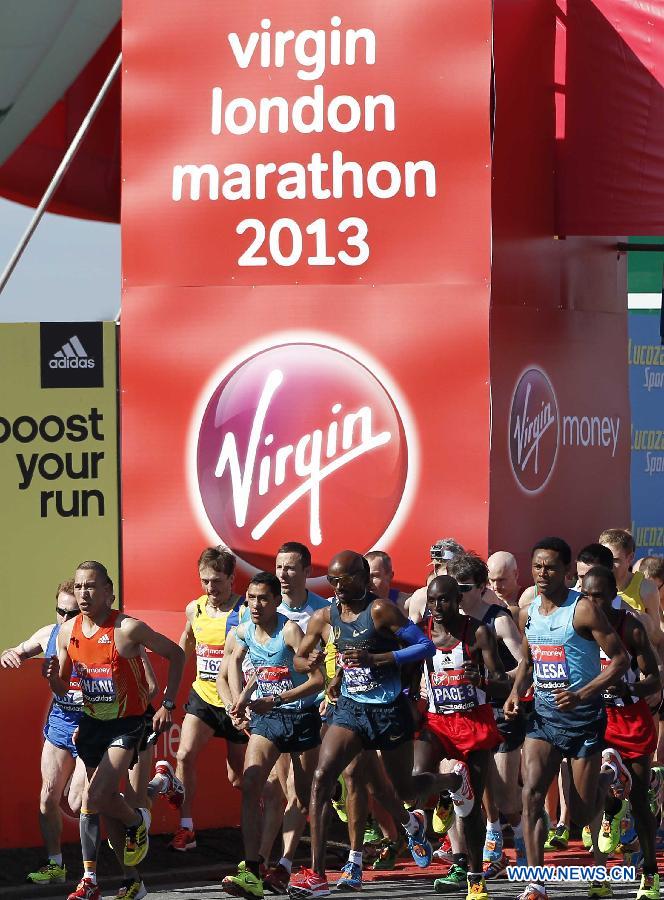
[393,621,435,665]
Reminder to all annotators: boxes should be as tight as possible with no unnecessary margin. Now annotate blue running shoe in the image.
[336,862,362,891]
[407,810,432,868]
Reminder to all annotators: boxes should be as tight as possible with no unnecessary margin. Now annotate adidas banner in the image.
[0,322,120,649]
[40,322,104,386]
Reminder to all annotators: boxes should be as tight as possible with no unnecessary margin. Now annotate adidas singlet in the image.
[424,617,487,715]
[600,610,640,707]
[192,594,243,707]
[70,611,149,721]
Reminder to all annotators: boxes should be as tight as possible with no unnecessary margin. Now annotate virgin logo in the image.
[196,344,408,573]
[509,367,559,494]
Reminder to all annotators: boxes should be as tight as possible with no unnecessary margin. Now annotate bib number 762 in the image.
[237,217,369,267]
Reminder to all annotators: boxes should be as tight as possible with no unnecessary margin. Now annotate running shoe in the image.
[154,759,185,810]
[514,835,527,865]
[124,808,150,866]
[362,818,382,845]
[287,868,330,898]
[466,875,489,900]
[543,824,568,851]
[27,861,67,884]
[170,826,197,851]
[449,761,474,818]
[67,878,101,900]
[433,864,468,893]
[372,843,397,871]
[483,852,509,879]
[113,879,148,900]
[263,864,290,894]
[587,882,613,899]
[598,799,629,855]
[222,862,264,899]
[582,826,593,851]
[433,835,455,864]
[335,862,362,891]
[516,886,547,900]
[433,794,455,835]
[406,809,433,867]
[636,873,660,899]
[332,777,348,824]
[483,827,504,863]
[601,748,632,800]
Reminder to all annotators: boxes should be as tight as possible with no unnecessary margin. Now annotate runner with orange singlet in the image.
[45,561,184,900]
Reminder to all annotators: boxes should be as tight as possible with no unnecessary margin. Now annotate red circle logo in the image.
[196,343,409,574]
[508,367,559,494]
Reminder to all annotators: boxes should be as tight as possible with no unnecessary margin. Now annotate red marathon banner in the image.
[122,0,490,288]
[121,0,493,621]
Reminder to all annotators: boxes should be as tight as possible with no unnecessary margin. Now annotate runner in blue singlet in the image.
[223,571,324,900]
[287,551,462,898]
[504,537,631,900]
[0,580,84,884]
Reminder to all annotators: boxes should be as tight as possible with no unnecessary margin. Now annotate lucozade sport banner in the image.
[121,1,492,629]
[0,323,119,648]
[629,309,664,557]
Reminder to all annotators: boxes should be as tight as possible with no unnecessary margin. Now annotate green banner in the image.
[0,322,119,648]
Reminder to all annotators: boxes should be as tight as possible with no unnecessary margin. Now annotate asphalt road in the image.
[135,874,644,900]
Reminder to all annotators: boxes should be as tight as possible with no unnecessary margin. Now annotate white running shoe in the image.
[601,747,632,800]
[448,760,475,818]
[154,759,185,809]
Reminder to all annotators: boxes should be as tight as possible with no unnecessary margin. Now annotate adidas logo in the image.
[97,633,111,644]
[49,335,95,369]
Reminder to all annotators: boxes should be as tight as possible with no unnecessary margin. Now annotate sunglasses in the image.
[457,584,476,593]
[327,574,358,588]
[56,607,79,620]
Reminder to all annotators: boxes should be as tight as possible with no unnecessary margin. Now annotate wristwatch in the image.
[272,695,284,708]
[162,698,176,711]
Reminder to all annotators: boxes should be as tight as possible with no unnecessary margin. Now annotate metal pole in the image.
[0,52,122,296]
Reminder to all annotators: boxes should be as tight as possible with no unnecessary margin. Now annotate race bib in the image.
[338,653,380,694]
[196,642,224,681]
[255,665,293,696]
[429,668,476,711]
[532,644,570,690]
[75,662,116,705]
[55,689,84,713]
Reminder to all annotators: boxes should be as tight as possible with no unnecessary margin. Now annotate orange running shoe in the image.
[170,825,196,851]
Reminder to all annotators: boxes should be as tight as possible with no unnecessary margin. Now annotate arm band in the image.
[393,622,436,666]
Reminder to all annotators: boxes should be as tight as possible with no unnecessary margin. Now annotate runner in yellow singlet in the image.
[600,529,662,642]
[169,547,247,852]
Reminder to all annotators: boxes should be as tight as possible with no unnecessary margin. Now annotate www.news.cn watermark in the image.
[507,866,636,883]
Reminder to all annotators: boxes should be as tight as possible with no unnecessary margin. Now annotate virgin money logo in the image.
[509,367,559,494]
[196,343,408,574]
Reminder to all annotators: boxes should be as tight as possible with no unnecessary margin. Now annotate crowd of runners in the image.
[3,531,664,900]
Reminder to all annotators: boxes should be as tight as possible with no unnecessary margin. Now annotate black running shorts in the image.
[76,713,147,770]
[184,687,249,743]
